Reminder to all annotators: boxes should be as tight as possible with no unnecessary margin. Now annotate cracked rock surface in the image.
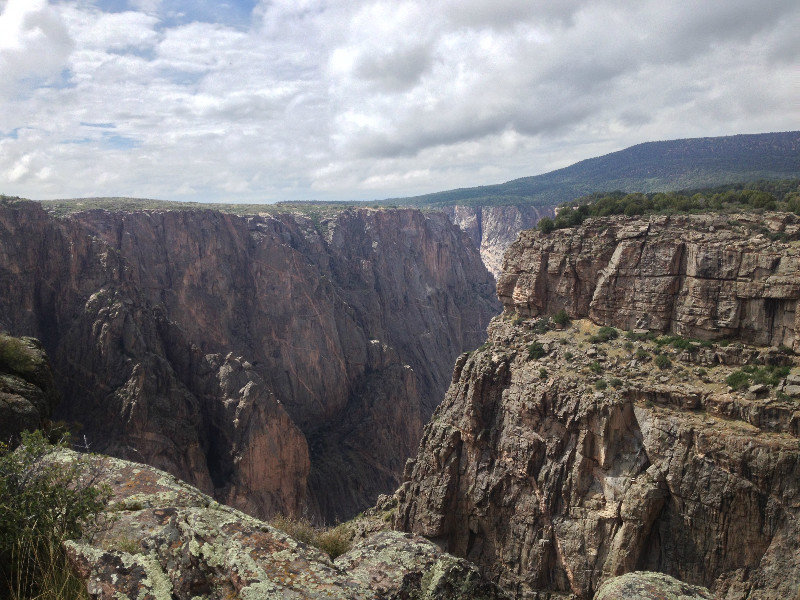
[60,450,507,600]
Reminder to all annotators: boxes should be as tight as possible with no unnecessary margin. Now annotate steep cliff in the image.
[498,212,800,348]
[0,199,498,522]
[396,214,800,599]
[442,205,554,278]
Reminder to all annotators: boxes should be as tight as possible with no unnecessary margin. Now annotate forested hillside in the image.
[391,131,800,208]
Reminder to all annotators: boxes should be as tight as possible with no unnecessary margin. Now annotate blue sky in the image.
[0,0,798,202]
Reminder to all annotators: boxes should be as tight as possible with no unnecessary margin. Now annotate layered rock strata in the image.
[397,214,800,599]
[56,448,508,600]
[498,212,800,348]
[442,205,554,278]
[0,199,498,521]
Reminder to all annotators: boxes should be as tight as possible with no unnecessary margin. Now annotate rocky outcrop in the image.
[594,572,713,600]
[397,213,800,599]
[0,198,498,522]
[442,205,554,278]
[498,212,800,348]
[396,317,800,599]
[0,335,59,443]
[57,448,508,600]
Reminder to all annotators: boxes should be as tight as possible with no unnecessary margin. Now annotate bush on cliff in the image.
[270,514,352,559]
[0,334,38,376]
[0,431,110,600]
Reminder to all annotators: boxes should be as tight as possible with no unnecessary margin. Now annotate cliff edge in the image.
[396,214,800,599]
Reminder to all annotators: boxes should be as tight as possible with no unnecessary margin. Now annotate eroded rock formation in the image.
[498,212,800,348]
[0,199,498,522]
[396,214,800,599]
[442,205,554,278]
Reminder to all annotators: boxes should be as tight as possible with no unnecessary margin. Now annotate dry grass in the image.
[270,515,352,559]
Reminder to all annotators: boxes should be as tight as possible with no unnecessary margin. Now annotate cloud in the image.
[0,0,797,202]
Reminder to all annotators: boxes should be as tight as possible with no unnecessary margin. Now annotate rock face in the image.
[0,198,498,522]
[498,212,800,348]
[58,449,508,600]
[594,572,713,600]
[442,205,554,278]
[396,214,800,599]
[0,335,59,443]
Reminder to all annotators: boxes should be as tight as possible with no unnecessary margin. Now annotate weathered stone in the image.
[0,335,59,443]
[594,571,713,600]
[498,213,800,349]
[57,450,505,600]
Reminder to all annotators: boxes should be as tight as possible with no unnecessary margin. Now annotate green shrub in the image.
[538,368,548,379]
[623,341,634,351]
[654,354,672,370]
[0,431,110,600]
[589,361,603,374]
[512,315,524,326]
[590,326,618,344]
[609,377,623,388]
[532,318,551,334]
[527,342,547,360]
[595,379,607,390]
[537,217,555,234]
[552,309,571,327]
[635,348,649,361]
[564,351,574,361]
[726,370,750,390]
[0,335,38,376]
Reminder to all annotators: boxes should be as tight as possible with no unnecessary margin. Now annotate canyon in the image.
[441,205,554,278]
[396,212,800,599]
[0,198,498,523]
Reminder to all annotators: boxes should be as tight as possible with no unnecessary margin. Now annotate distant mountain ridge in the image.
[390,131,800,208]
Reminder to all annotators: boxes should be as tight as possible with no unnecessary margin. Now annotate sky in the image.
[0,0,798,203]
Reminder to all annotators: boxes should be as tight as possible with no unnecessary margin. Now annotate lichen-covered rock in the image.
[0,335,59,443]
[60,450,505,600]
[338,531,509,600]
[593,571,713,600]
[498,213,800,348]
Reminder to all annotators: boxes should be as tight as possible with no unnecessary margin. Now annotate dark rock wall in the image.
[0,200,499,522]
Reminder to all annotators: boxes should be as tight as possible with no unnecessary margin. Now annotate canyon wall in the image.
[498,212,800,348]
[0,199,499,522]
[396,213,800,599]
[441,205,554,278]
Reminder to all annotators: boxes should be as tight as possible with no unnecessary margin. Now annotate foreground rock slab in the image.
[594,571,713,600]
[60,450,507,600]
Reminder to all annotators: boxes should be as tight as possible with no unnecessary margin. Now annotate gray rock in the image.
[594,571,713,600]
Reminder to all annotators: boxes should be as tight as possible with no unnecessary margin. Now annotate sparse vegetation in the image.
[564,351,574,361]
[589,361,603,374]
[726,365,791,390]
[0,335,38,376]
[595,379,607,390]
[532,318,551,334]
[538,368,548,380]
[654,354,672,370]
[635,348,649,361]
[0,431,110,600]
[270,515,352,559]
[590,326,619,344]
[527,342,547,360]
[552,309,571,327]
[609,377,623,388]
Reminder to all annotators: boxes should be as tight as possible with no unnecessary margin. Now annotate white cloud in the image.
[0,0,797,202]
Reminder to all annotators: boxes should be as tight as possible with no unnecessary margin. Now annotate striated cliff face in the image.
[0,199,498,522]
[498,212,800,348]
[396,214,800,599]
[442,205,555,278]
